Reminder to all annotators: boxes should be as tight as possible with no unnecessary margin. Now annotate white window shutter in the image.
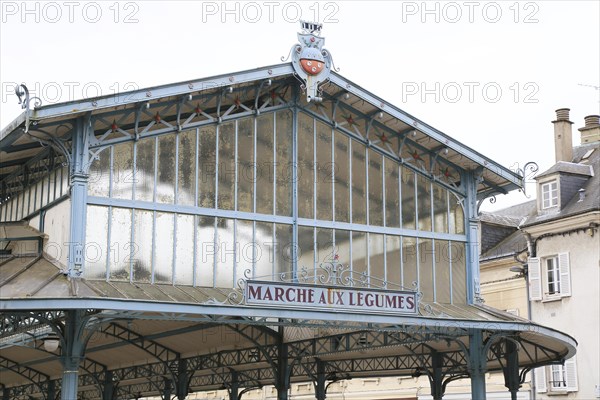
[559,252,571,297]
[565,357,578,391]
[536,366,547,393]
[528,257,542,301]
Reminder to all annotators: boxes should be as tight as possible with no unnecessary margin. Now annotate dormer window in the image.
[541,180,558,209]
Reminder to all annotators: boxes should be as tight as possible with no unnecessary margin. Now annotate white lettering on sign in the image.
[245,281,417,315]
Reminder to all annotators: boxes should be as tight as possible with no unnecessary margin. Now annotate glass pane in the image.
[433,183,448,233]
[85,205,108,279]
[175,213,194,285]
[316,121,332,221]
[112,142,133,200]
[368,150,384,226]
[401,168,416,230]
[88,147,110,197]
[316,228,333,266]
[196,216,215,286]
[402,237,417,289]
[198,126,216,208]
[135,137,155,202]
[334,132,350,223]
[236,219,255,279]
[419,239,434,301]
[436,240,451,303]
[334,229,351,270]
[352,141,367,224]
[177,130,196,206]
[385,159,400,227]
[451,241,467,303]
[275,223,293,275]
[41,175,50,207]
[352,231,368,277]
[369,233,385,282]
[215,217,235,287]
[255,221,273,279]
[61,166,69,198]
[297,226,315,276]
[449,194,465,234]
[417,174,432,231]
[157,134,176,204]
[132,209,153,283]
[256,114,274,215]
[237,118,254,213]
[386,235,401,287]
[297,113,314,219]
[276,111,293,216]
[154,212,174,283]
[109,207,132,281]
[217,123,235,210]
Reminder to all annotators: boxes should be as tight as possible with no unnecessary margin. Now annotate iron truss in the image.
[0,310,567,400]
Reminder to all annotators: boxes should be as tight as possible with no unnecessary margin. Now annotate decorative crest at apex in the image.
[301,20,322,34]
[286,20,335,103]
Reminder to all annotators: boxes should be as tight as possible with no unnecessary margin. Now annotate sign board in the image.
[245,280,418,315]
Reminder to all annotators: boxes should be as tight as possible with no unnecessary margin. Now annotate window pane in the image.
[236,219,255,279]
[316,228,334,266]
[402,237,417,289]
[436,240,451,303]
[154,212,174,283]
[385,159,400,228]
[88,147,110,197]
[276,111,293,216]
[255,221,273,278]
[215,217,235,287]
[386,235,401,287]
[297,226,315,277]
[352,231,368,277]
[433,184,449,233]
[133,209,153,283]
[369,233,385,283]
[352,142,367,224]
[334,132,350,223]
[85,205,108,279]
[175,214,194,285]
[237,118,254,213]
[297,113,314,219]
[368,150,384,226]
[316,121,332,221]
[109,207,132,281]
[417,174,432,231]
[196,216,215,286]
[256,114,274,215]
[335,229,351,269]
[135,137,155,202]
[177,129,196,206]
[218,123,235,210]
[451,242,467,304]
[198,126,216,208]
[157,134,176,204]
[401,168,416,229]
[419,239,434,302]
[275,223,293,275]
[449,194,465,234]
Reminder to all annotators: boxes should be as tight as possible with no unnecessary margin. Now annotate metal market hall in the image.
[0,22,575,400]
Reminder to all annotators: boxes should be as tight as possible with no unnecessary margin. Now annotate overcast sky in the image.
[1,0,598,210]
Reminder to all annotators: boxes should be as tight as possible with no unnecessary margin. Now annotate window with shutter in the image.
[528,257,542,301]
[536,366,547,393]
[565,357,578,391]
[558,252,571,297]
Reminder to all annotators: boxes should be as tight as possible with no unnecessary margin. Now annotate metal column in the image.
[463,169,482,304]
[177,358,188,400]
[429,352,444,400]
[468,330,487,400]
[503,340,521,400]
[314,359,327,400]
[60,310,86,400]
[67,116,90,279]
[102,370,115,400]
[275,342,290,400]
[229,369,240,400]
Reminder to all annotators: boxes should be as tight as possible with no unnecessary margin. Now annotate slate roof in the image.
[536,161,594,179]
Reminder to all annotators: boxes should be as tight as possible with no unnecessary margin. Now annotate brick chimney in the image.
[552,108,573,162]
[578,115,600,144]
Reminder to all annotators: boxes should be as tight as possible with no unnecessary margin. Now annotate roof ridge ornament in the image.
[288,20,334,102]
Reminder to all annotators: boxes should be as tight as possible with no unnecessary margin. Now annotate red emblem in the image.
[300,59,324,76]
